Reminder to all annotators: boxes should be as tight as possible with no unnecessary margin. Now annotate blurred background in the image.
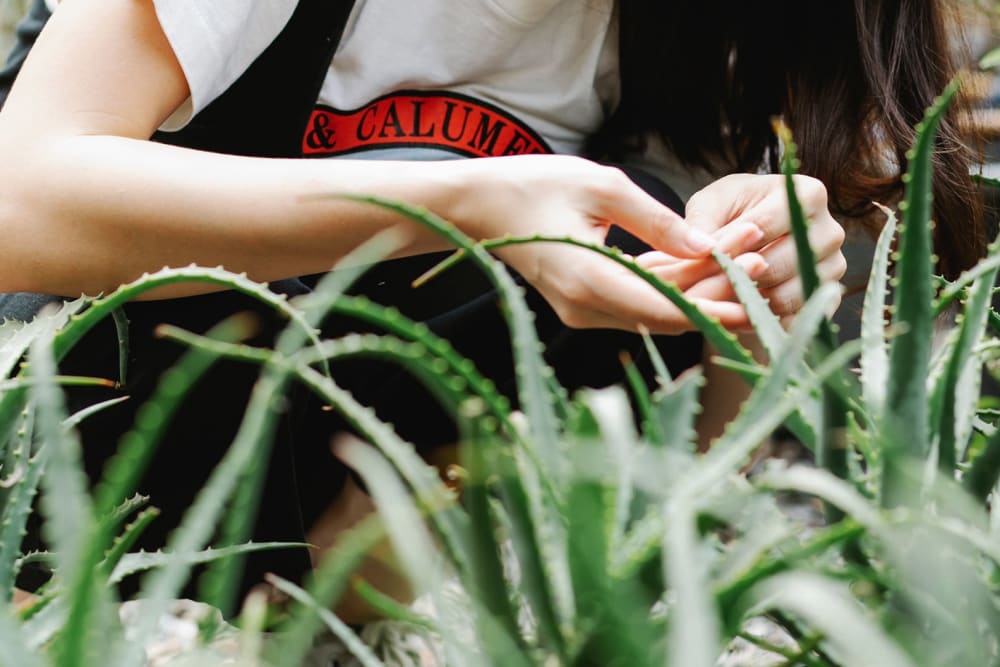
[0,0,28,60]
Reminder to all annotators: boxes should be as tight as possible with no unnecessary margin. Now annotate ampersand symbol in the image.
[306,113,337,150]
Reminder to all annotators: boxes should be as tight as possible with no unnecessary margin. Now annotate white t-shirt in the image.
[151,0,618,158]
[42,0,713,198]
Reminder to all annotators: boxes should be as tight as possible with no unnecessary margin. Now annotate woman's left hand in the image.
[636,173,847,320]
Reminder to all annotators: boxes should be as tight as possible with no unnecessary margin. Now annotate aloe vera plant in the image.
[3,76,1000,667]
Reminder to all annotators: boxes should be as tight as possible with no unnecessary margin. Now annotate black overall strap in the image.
[157,0,357,157]
[0,0,356,157]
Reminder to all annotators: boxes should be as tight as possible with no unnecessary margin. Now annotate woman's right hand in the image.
[441,155,766,334]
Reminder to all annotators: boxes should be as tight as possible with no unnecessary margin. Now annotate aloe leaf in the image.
[754,465,884,529]
[92,314,253,516]
[263,516,387,667]
[113,368,293,663]
[883,79,962,506]
[110,307,129,387]
[158,325,474,586]
[509,431,577,647]
[310,437,478,667]
[0,297,89,380]
[266,575,386,667]
[685,283,845,489]
[566,477,657,667]
[0,608,45,667]
[460,440,535,661]
[640,328,673,387]
[664,500,720,667]
[343,196,564,480]
[291,363,470,576]
[198,231,403,614]
[295,334,511,448]
[62,395,129,431]
[650,368,704,453]
[108,541,304,585]
[480,234,818,448]
[964,421,1000,503]
[745,573,915,667]
[584,387,639,554]
[48,266,322,369]
[337,437,441,596]
[972,173,1000,189]
[487,447,569,657]
[622,352,661,444]
[929,252,998,474]
[480,235,754,370]
[712,249,787,358]
[29,324,111,667]
[0,435,45,601]
[98,507,159,579]
[0,298,91,452]
[327,295,514,435]
[934,248,1000,315]
[350,578,437,631]
[0,376,114,392]
[775,123,854,515]
[860,204,898,420]
[714,518,865,619]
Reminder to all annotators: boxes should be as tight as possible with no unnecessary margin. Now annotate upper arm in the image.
[0,0,190,140]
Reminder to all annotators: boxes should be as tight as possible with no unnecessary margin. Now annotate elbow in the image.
[0,142,68,295]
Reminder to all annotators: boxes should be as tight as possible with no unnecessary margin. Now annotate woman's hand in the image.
[443,156,765,334]
[637,174,847,323]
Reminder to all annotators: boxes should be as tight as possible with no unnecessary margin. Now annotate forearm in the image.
[0,133,470,298]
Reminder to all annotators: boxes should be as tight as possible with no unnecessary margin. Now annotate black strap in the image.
[155,0,356,157]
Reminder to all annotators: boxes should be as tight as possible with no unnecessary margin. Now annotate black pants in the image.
[2,167,702,598]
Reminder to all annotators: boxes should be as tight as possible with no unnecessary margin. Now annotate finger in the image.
[759,253,847,316]
[650,252,769,294]
[684,174,764,234]
[779,289,843,331]
[600,171,718,259]
[635,221,765,271]
[553,262,749,334]
[754,221,846,290]
[726,181,838,253]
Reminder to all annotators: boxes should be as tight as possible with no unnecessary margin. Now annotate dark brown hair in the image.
[591,0,983,278]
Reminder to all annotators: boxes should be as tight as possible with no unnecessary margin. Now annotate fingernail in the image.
[748,258,769,279]
[736,254,769,279]
[685,228,716,253]
[745,223,765,246]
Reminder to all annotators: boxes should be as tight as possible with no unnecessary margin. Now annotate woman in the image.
[0,0,973,612]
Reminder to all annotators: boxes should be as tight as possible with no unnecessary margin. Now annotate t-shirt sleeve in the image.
[152,0,298,131]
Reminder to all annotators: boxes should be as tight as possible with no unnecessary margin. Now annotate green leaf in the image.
[29,323,112,667]
[0,608,45,667]
[264,516,388,667]
[980,46,1000,70]
[266,575,386,667]
[664,500,720,667]
[929,251,998,474]
[650,367,704,453]
[745,573,915,667]
[883,79,962,506]
[860,204,898,420]
[343,197,565,483]
[109,541,304,584]
[200,230,402,614]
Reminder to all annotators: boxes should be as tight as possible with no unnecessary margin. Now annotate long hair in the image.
[591,0,983,278]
